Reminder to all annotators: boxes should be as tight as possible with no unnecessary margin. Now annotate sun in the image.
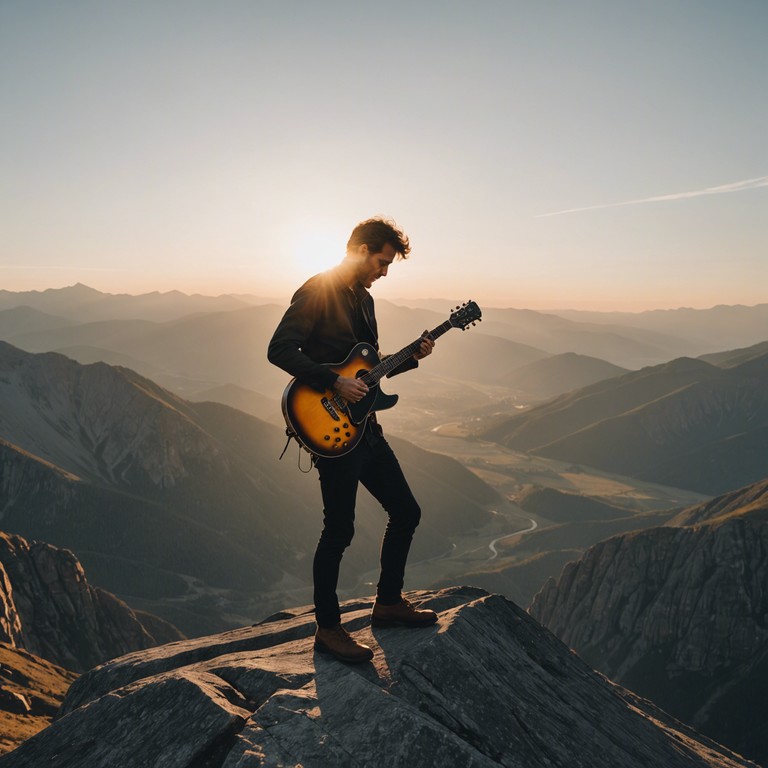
[290,220,348,277]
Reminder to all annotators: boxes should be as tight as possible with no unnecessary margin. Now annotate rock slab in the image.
[0,587,757,768]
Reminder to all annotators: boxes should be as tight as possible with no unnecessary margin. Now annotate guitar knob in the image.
[324,435,330,441]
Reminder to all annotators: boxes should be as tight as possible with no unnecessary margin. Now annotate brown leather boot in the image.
[314,624,374,663]
[371,597,438,628]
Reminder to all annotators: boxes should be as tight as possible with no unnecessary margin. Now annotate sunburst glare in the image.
[290,220,348,278]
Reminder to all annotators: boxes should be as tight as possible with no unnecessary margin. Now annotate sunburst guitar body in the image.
[282,343,395,457]
[281,301,482,458]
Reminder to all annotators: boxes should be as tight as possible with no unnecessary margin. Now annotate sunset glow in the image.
[288,219,351,282]
[1,2,766,310]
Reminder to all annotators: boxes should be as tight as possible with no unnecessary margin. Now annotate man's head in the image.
[344,217,410,289]
[346,217,411,260]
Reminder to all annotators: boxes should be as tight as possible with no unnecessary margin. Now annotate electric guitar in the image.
[281,300,482,458]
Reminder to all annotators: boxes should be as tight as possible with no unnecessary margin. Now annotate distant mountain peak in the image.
[52,283,103,296]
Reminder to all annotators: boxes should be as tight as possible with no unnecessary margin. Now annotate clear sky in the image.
[1,1,766,310]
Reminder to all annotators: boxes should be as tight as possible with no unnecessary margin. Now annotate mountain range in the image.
[0,341,496,636]
[481,352,768,495]
[498,352,628,398]
[553,303,768,352]
[529,478,768,765]
[3,286,768,410]
[2,285,768,762]
[392,298,768,365]
[0,283,257,323]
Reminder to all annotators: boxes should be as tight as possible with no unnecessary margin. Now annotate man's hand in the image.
[413,330,435,361]
[333,375,369,403]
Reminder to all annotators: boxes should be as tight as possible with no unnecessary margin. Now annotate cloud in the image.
[538,175,768,218]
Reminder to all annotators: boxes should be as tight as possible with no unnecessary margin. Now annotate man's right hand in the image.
[333,375,369,403]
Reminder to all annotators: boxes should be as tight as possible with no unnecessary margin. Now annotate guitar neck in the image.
[362,321,454,385]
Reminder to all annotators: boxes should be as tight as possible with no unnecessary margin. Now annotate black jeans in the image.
[312,426,421,628]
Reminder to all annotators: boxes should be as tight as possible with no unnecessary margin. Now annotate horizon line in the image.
[1,282,766,314]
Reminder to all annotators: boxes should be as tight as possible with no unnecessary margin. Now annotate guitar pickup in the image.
[321,397,341,421]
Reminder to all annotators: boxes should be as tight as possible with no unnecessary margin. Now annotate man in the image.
[268,217,438,663]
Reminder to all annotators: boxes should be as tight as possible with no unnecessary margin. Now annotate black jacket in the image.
[267,266,417,392]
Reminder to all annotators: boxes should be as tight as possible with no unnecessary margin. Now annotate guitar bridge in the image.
[321,397,341,421]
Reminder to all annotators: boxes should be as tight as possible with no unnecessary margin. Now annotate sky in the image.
[1,0,766,310]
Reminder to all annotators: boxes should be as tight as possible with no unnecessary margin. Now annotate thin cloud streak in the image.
[538,175,768,217]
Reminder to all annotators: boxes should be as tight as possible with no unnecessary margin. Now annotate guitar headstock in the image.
[449,300,482,330]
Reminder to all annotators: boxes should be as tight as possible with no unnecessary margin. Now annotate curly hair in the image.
[346,217,411,259]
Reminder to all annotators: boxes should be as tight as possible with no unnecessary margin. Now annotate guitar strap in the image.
[278,429,295,460]
[279,427,317,472]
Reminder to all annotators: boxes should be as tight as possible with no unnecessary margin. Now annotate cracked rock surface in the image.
[0,587,757,768]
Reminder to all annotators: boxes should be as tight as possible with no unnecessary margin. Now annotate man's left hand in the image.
[413,330,435,360]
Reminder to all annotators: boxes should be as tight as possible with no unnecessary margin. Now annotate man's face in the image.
[356,243,396,289]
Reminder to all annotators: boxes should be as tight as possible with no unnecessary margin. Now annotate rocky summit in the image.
[1,587,756,768]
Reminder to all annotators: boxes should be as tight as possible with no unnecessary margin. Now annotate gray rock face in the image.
[0,531,182,672]
[1,588,756,768]
[531,520,768,676]
[529,508,768,765]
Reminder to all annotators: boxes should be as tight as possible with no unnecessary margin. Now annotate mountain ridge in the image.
[482,352,768,494]
[0,341,497,635]
[529,478,768,765]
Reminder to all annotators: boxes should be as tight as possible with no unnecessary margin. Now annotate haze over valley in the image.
[1,284,767,764]
[2,284,766,612]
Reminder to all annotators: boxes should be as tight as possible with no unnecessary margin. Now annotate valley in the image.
[374,378,709,606]
[4,287,759,624]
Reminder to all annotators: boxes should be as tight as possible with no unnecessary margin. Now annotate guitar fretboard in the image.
[360,320,453,386]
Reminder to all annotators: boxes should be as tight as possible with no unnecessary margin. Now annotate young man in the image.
[268,217,438,663]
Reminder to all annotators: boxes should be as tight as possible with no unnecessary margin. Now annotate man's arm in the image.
[267,288,339,392]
